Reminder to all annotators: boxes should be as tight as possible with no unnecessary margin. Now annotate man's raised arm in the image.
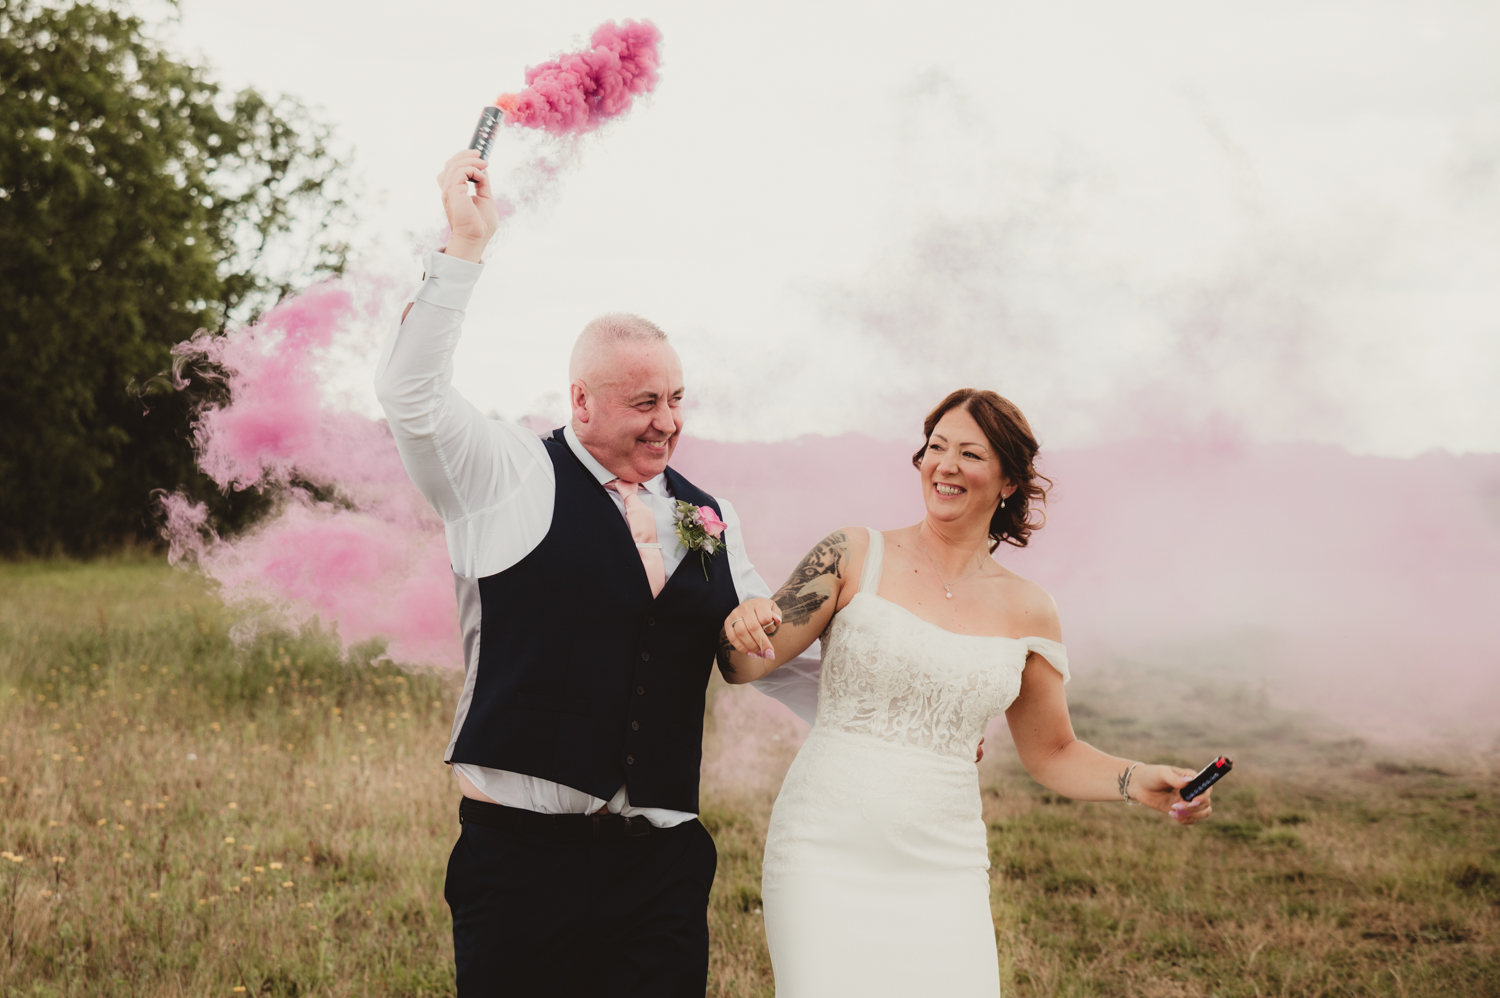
[373,150,551,578]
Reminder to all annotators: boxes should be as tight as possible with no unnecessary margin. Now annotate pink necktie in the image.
[607,480,666,598]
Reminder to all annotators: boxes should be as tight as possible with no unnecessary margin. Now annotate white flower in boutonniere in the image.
[672,501,727,579]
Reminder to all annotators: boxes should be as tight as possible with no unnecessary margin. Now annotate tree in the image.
[0,0,350,554]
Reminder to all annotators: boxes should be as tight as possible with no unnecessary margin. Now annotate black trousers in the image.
[444,800,718,997]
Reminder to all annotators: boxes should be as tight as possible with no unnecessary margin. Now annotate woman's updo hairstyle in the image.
[910,388,1051,552]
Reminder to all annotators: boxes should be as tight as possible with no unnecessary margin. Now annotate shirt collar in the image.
[563,424,671,498]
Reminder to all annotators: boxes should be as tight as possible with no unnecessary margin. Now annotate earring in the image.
[1000,495,1007,509]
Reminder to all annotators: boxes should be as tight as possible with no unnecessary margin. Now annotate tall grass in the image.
[0,558,1495,996]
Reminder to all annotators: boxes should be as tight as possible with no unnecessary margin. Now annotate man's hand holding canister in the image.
[439,149,500,263]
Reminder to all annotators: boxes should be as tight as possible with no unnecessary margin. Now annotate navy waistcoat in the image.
[447,428,741,813]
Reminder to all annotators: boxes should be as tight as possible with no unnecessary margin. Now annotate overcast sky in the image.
[167,0,1500,456]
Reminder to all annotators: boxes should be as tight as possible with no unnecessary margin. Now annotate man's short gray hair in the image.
[569,312,669,381]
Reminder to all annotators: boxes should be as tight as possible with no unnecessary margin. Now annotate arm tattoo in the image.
[716,627,738,679]
[772,531,847,628]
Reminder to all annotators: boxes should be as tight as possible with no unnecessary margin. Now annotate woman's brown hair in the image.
[910,388,1051,552]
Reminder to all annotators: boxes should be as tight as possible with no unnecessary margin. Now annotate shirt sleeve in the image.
[751,651,821,727]
[715,497,771,604]
[373,250,554,578]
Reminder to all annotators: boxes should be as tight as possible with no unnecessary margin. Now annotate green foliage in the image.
[0,0,349,555]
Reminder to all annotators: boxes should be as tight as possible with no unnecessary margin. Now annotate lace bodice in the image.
[814,529,1069,760]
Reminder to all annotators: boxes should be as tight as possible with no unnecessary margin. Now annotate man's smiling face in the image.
[571,340,684,483]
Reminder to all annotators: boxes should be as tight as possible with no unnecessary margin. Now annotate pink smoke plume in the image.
[495,20,661,134]
[162,282,459,666]
[670,434,1500,747]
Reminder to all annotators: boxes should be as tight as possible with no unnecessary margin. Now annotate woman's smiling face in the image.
[918,406,1011,530]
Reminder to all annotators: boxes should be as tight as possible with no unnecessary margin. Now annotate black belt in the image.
[459,796,655,841]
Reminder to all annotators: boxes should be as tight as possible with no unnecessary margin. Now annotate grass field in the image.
[0,557,1495,996]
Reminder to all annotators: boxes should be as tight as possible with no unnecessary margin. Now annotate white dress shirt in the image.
[374,249,772,828]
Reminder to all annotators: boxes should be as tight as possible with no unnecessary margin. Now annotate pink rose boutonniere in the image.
[672,501,726,579]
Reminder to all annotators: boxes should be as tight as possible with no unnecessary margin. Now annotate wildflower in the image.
[50,856,63,864]
[241,876,252,883]
[148,892,159,899]
[366,738,375,745]
[227,803,237,810]
[39,889,52,898]
[303,779,316,788]
[322,804,332,811]
[233,988,247,993]
[301,856,311,863]
[269,862,282,870]
[96,819,107,827]
[116,824,124,831]
[253,866,264,873]
[51,754,61,761]
[224,837,235,844]
[198,899,206,906]
[280,881,293,888]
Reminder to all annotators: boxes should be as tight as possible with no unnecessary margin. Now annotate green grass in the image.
[0,557,1496,996]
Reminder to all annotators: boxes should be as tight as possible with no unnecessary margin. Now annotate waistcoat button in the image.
[636,686,645,695]
[640,651,650,662]
[647,617,656,627]
[631,721,639,731]
[626,755,635,765]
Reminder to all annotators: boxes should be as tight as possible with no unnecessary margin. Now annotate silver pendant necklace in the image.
[918,534,989,599]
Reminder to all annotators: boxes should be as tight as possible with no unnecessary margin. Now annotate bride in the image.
[718,388,1215,997]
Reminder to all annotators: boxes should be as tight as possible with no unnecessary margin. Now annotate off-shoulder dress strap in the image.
[858,528,884,596]
[1019,636,1070,683]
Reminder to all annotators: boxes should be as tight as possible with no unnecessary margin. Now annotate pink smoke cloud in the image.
[671,434,1500,746]
[159,283,1500,747]
[163,282,459,666]
[496,20,662,135]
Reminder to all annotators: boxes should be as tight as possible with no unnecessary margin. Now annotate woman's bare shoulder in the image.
[996,570,1063,641]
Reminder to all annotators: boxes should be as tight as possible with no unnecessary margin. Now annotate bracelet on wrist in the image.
[1118,762,1142,806]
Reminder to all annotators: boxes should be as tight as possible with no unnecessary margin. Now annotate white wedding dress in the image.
[761,528,1069,997]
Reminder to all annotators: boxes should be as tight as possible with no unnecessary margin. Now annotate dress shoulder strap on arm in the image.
[857,527,884,596]
[1020,637,1070,683]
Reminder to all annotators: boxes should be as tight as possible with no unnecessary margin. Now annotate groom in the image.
[374,149,772,996]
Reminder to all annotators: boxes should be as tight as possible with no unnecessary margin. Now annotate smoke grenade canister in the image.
[1180,756,1233,802]
[469,106,503,160]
